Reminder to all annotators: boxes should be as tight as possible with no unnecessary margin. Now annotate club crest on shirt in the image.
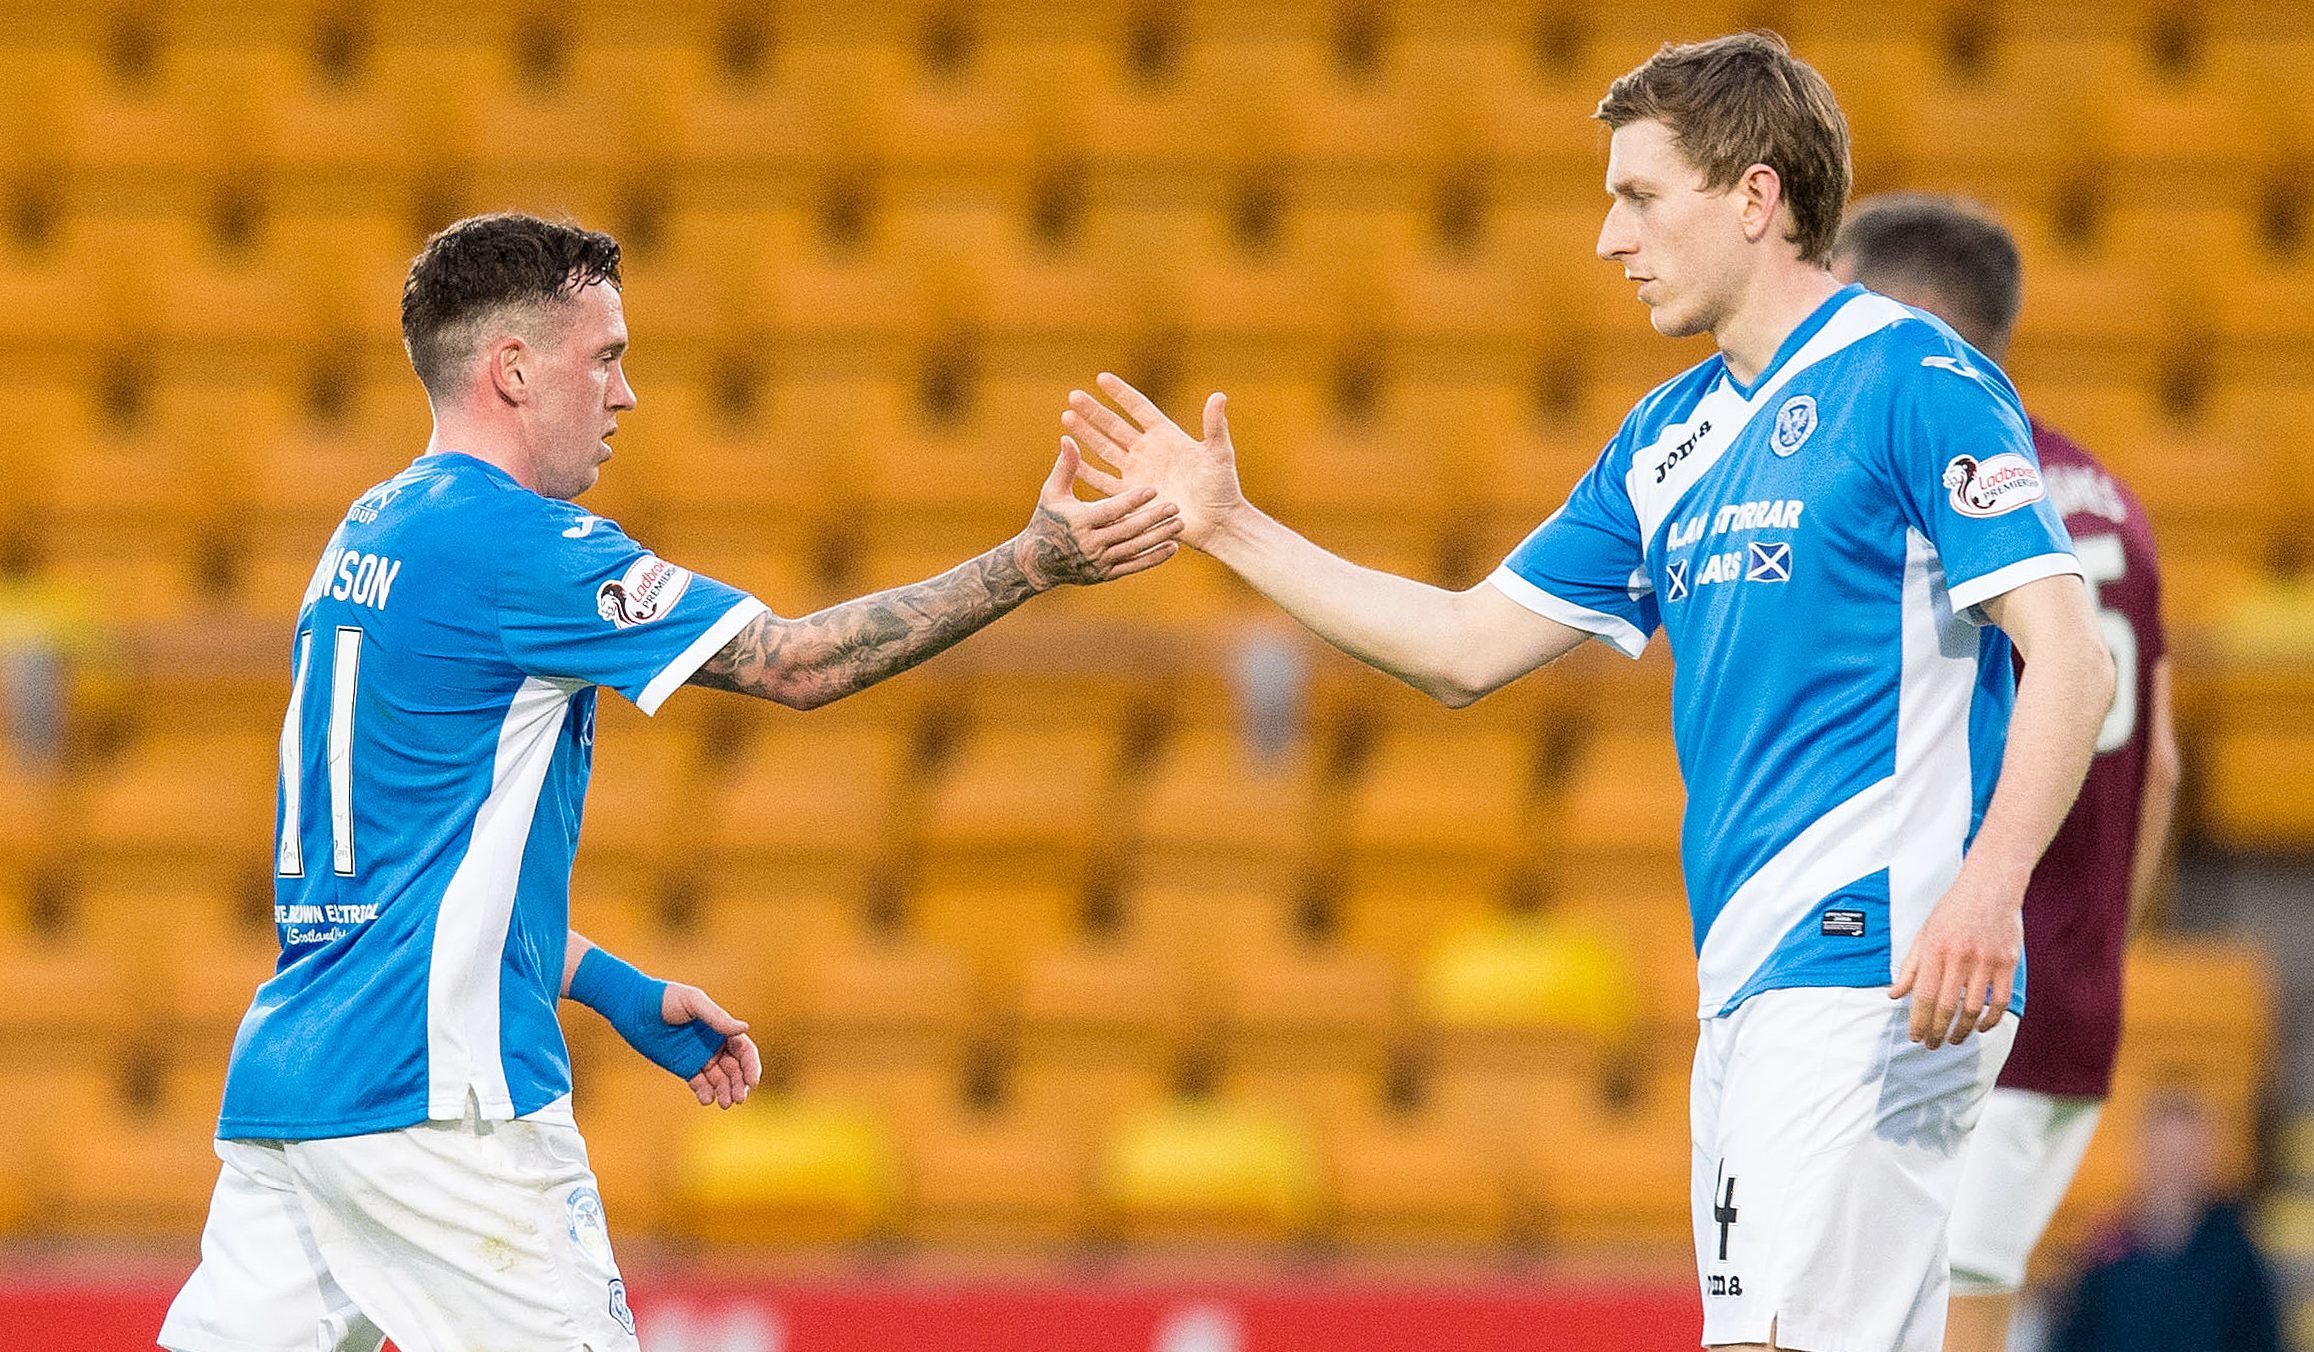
[1770,395,1817,457]
[1942,452,2045,518]
[596,555,691,628]
[607,1277,635,1335]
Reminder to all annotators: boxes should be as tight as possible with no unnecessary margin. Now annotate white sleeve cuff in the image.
[636,596,770,715]
[1947,552,2085,625]
[1486,566,1650,659]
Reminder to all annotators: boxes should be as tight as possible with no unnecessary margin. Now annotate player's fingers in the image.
[1890,943,1920,1000]
[1100,540,1180,579]
[1069,440,1127,496]
[1980,967,2016,1034]
[1039,438,1080,507]
[671,986,748,1037]
[733,1033,763,1093]
[1086,498,1180,548]
[1100,518,1186,566]
[1905,947,1943,1042]
[1926,964,1969,1051]
[1097,372,1173,431]
[1069,482,1161,530]
[1067,390,1147,450]
[1060,407,1138,468]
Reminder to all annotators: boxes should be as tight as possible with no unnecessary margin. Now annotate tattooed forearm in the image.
[688,538,1046,710]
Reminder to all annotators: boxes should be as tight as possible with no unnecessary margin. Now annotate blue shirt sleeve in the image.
[496,503,767,714]
[1487,438,1659,659]
[1883,344,2080,621]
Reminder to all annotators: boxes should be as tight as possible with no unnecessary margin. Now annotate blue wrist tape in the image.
[569,947,726,1079]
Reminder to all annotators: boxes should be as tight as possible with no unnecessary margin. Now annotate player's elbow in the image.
[2079,638,2119,727]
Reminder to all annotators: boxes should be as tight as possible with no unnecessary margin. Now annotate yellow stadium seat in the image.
[42,1058,226,1238]
[1216,941,1400,1137]
[1342,725,1541,872]
[1135,726,1322,878]
[79,874,276,1050]
[2119,937,2277,1091]
[1512,1058,1690,1249]
[0,897,143,1057]
[1012,937,1188,1132]
[579,718,713,868]
[787,935,976,1128]
[920,723,1120,881]
[80,731,277,875]
[704,710,909,872]
[1420,914,1644,1149]
[675,1091,901,1245]
[2200,719,2314,850]
[1330,1102,1514,1250]
[572,1056,693,1235]
[910,874,1085,1001]
[1556,723,1686,891]
[1127,877,1307,1011]
[905,1099,1091,1248]
[1096,1096,1323,1245]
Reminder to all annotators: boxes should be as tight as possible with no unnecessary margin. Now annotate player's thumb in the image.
[1042,438,1080,504]
[1889,947,1918,999]
[666,984,749,1036]
[1202,391,1229,445]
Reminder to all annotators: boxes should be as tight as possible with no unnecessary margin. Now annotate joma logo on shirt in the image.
[1653,420,1713,483]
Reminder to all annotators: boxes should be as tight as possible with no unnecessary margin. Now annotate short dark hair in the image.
[400,212,622,397]
[1834,194,2023,347]
[1596,31,1852,265]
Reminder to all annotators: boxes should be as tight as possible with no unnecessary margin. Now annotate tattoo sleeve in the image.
[687,537,1046,709]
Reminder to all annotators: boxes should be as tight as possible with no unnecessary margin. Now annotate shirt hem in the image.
[635,595,769,714]
[1947,551,2084,621]
[1484,566,1649,659]
[1703,974,2028,1022]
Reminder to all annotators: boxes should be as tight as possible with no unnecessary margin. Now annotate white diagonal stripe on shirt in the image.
[1695,772,1898,1016]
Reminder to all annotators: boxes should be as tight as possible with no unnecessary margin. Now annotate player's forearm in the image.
[1963,629,2117,893]
[690,536,1046,710]
[2125,662,2181,929]
[1204,505,1500,706]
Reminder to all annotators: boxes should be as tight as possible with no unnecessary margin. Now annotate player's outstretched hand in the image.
[1010,435,1184,588]
[661,982,762,1109]
[1890,876,2024,1051]
[1063,373,1246,553]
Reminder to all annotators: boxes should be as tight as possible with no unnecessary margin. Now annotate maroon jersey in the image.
[2000,420,2165,1098]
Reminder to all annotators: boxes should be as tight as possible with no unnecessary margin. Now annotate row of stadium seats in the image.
[3,185,2310,353]
[3,16,2309,184]
[0,937,2270,1261]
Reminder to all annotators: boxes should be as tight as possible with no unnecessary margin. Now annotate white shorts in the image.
[160,1102,639,1352]
[1947,1086,2104,1295]
[1691,985,2013,1352]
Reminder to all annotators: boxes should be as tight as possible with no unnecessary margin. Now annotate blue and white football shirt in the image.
[218,452,766,1140]
[1492,286,2079,1019]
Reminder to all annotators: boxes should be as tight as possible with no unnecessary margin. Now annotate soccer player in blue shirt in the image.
[161,213,1182,1352]
[1063,33,2115,1352]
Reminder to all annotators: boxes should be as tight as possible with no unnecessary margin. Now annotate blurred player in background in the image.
[1065,33,2116,1352]
[1831,194,2180,1352]
[162,213,1181,1352]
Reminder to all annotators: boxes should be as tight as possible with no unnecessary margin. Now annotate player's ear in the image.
[1737,162,1783,246]
[488,336,531,406]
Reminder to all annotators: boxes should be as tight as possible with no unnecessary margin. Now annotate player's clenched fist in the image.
[1064,373,1248,552]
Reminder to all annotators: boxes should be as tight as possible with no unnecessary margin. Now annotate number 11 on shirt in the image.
[277,627,364,879]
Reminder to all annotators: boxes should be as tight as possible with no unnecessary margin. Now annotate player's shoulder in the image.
[1851,297,2021,404]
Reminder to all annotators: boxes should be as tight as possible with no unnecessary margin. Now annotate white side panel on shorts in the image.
[1887,530,1979,977]
[1694,772,1897,1015]
[426,677,574,1121]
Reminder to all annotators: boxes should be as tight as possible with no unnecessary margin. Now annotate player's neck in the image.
[424,418,544,495]
[1712,264,1843,387]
